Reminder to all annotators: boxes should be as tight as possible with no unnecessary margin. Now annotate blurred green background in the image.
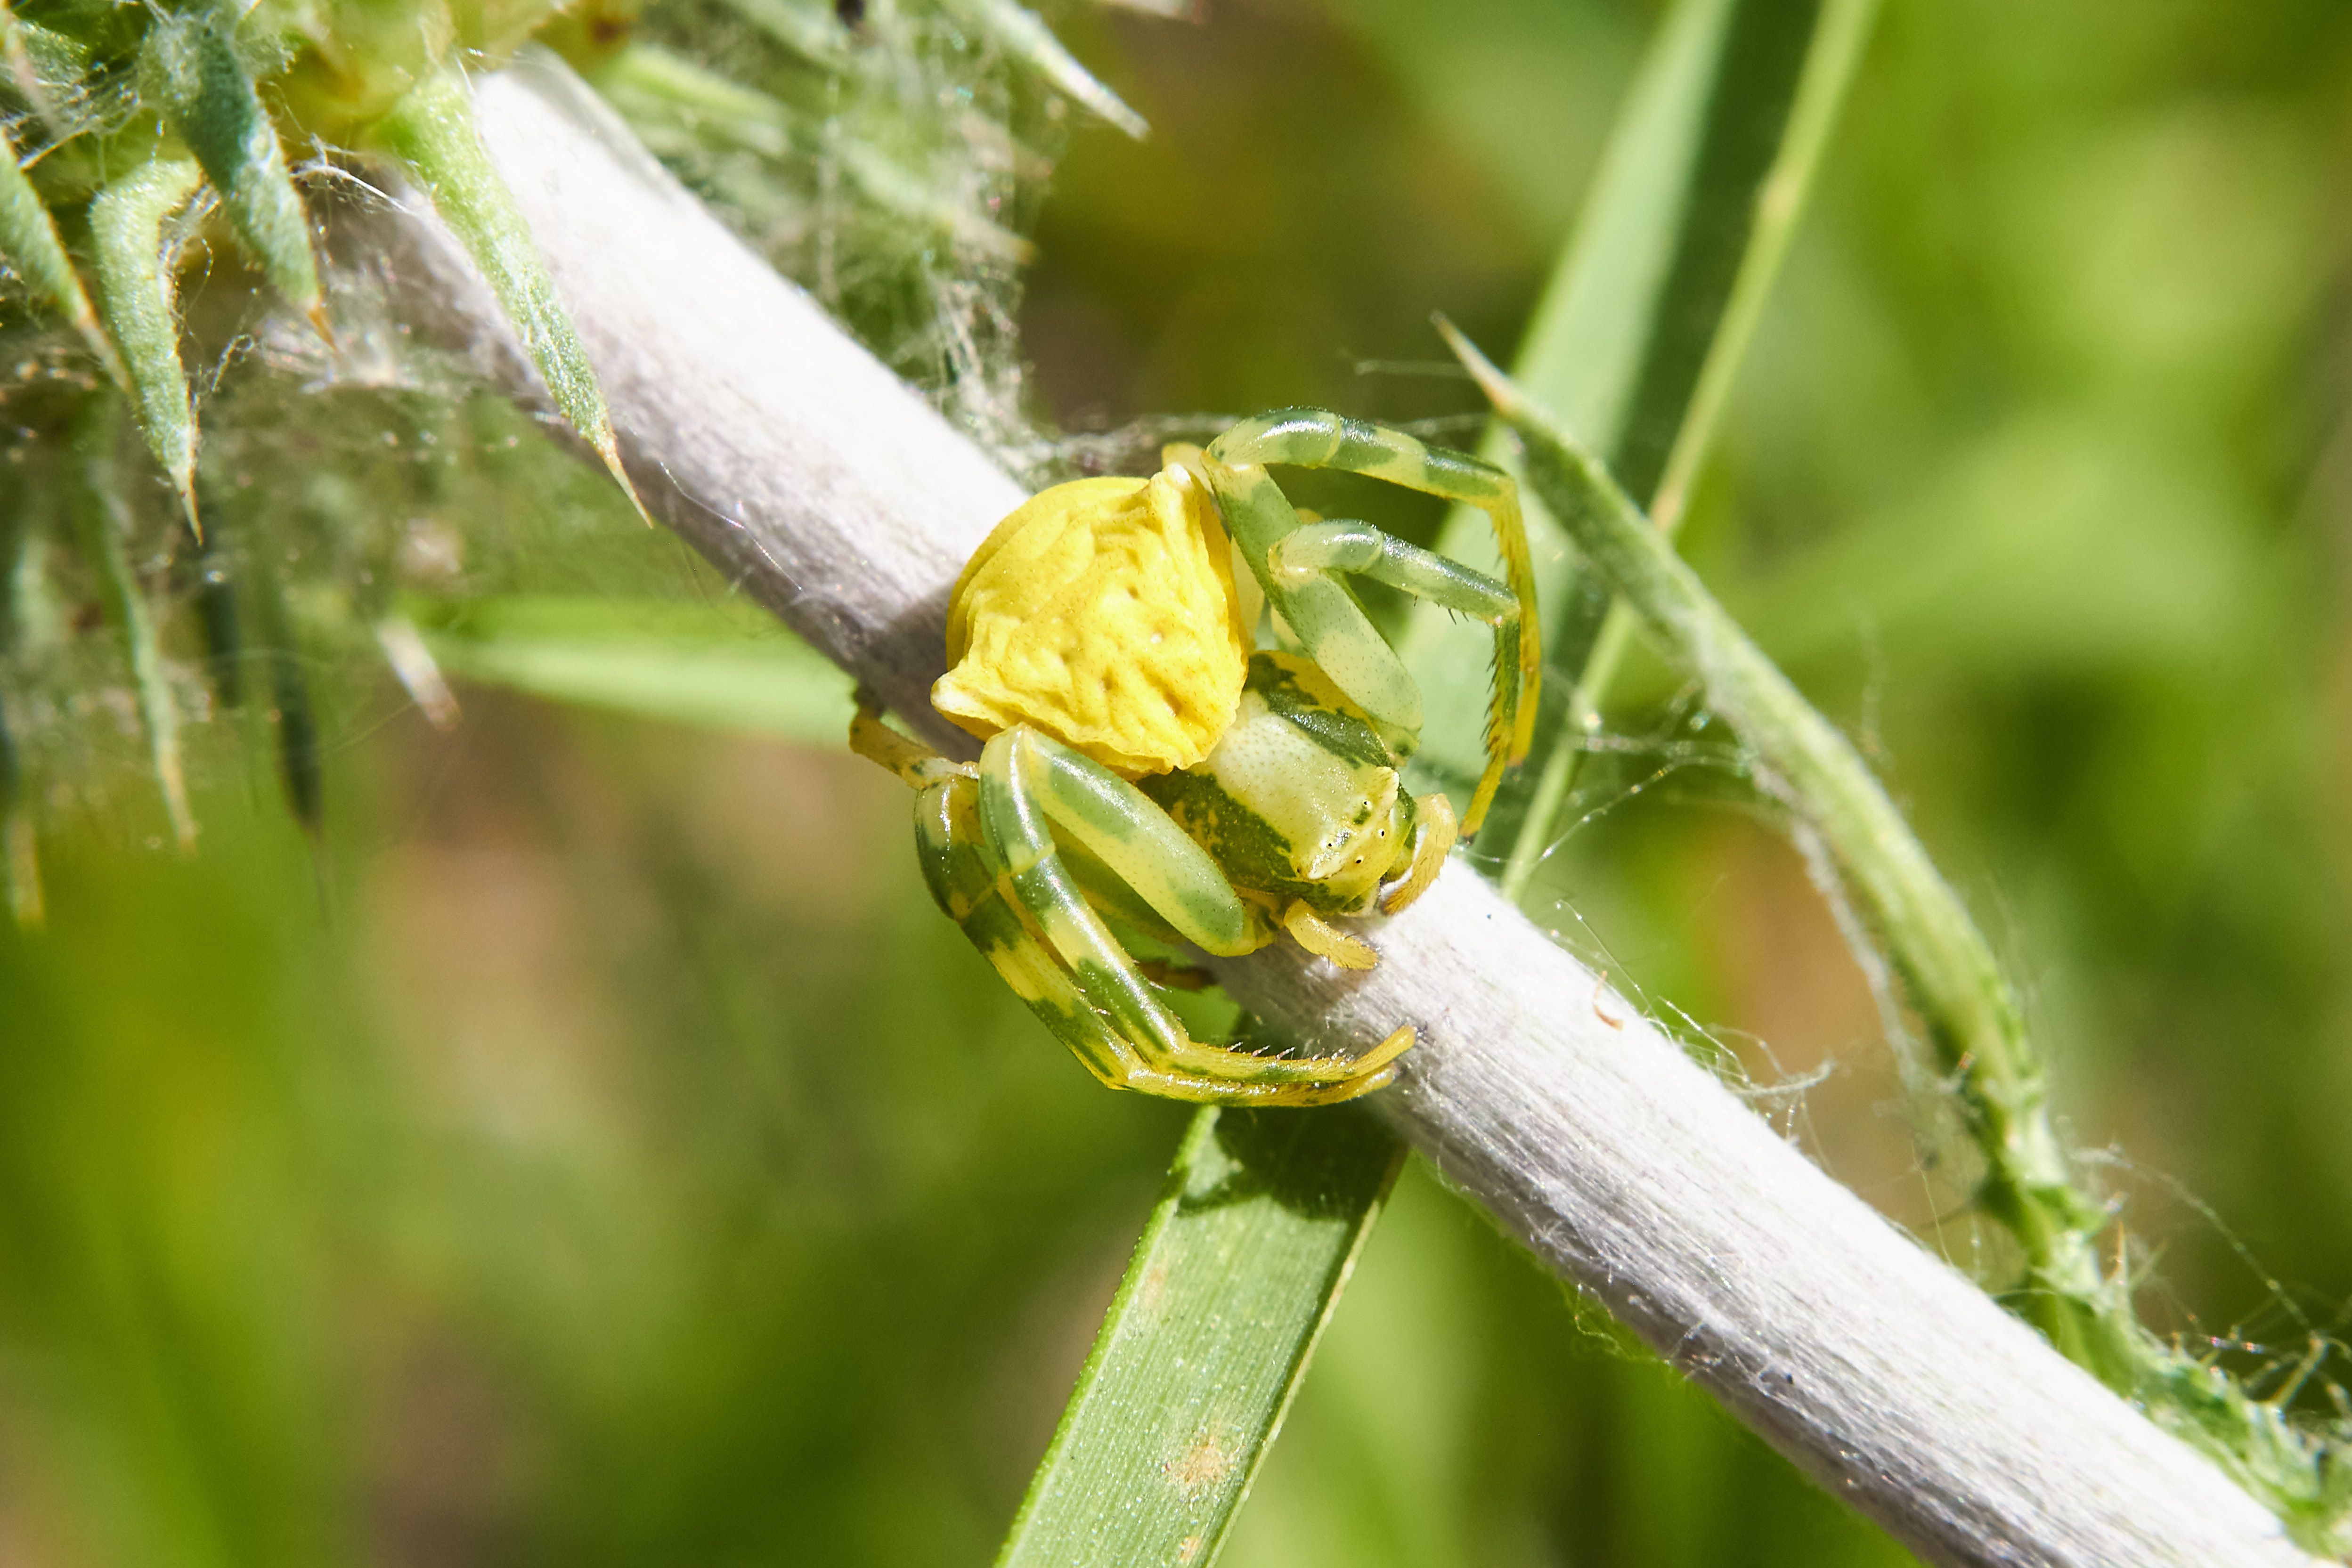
[5,0,2352,1563]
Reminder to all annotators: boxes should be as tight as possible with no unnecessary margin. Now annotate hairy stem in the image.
[1450,326,2350,1552]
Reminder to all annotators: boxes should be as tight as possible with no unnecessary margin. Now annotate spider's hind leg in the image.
[951,727,1414,1104]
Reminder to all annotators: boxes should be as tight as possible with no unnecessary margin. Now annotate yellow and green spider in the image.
[853,409,1539,1105]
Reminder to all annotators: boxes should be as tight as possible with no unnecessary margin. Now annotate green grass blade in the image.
[0,122,121,381]
[405,594,856,743]
[68,398,195,852]
[88,154,205,533]
[375,67,647,520]
[148,10,327,337]
[1396,0,1875,883]
[996,1106,1404,1568]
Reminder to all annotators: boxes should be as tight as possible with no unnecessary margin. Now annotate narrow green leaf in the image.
[405,594,856,743]
[260,599,322,842]
[69,398,195,852]
[1396,0,1876,887]
[375,68,648,520]
[947,0,1147,140]
[88,153,205,533]
[201,472,323,837]
[148,9,327,337]
[0,695,36,927]
[0,501,36,927]
[189,521,245,711]
[0,121,123,382]
[997,1106,1404,1568]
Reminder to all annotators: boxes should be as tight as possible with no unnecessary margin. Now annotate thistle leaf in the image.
[69,398,195,853]
[148,9,327,338]
[0,0,73,136]
[88,154,205,534]
[375,66,647,520]
[0,122,122,383]
[947,0,1146,140]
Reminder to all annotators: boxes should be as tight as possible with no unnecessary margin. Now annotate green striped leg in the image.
[914,779,1401,1105]
[973,728,1414,1103]
[1272,520,1517,619]
[1204,408,1542,833]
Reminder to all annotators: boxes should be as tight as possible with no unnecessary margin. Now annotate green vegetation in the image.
[3,0,2351,1563]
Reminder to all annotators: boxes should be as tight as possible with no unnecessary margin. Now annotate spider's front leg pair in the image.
[852,700,1415,1106]
[1184,409,1543,832]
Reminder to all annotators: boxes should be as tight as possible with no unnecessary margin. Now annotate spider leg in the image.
[849,687,972,788]
[917,774,1408,1105]
[974,727,1413,1096]
[1272,520,1516,621]
[990,726,1260,957]
[1204,408,1541,834]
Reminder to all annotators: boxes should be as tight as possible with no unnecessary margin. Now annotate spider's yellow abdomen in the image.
[935,470,1250,776]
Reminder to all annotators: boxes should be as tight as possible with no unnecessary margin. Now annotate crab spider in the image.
[853,408,1539,1105]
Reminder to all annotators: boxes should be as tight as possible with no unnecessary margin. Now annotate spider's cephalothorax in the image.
[853,409,1538,1105]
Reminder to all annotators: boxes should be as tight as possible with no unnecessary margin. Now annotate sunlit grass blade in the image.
[148,10,327,339]
[1396,0,1875,887]
[0,123,122,382]
[996,1105,1403,1568]
[69,398,194,852]
[948,0,1146,140]
[1449,332,2352,1554]
[375,67,647,520]
[404,594,855,743]
[88,154,205,534]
